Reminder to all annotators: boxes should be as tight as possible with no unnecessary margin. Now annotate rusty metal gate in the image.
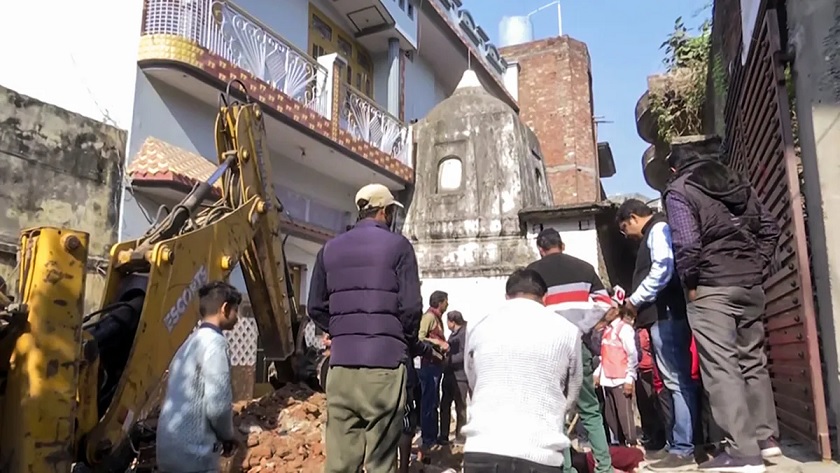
[722,8,831,459]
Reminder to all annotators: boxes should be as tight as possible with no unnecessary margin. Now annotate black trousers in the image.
[463,452,564,473]
[440,374,468,440]
[636,370,665,449]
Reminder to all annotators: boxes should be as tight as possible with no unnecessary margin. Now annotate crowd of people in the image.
[153,145,782,473]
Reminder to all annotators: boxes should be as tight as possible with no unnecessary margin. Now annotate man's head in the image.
[429,290,449,313]
[667,146,703,174]
[355,183,404,227]
[616,199,655,240]
[446,310,465,331]
[505,268,548,303]
[198,281,243,331]
[536,228,564,257]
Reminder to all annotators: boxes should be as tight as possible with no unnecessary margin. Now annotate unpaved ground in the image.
[220,384,835,473]
[221,383,465,473]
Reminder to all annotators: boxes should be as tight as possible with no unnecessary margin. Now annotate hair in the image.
[536,228,563,251]
[616,199,654,223]
[667,146,704,170]
[447,310,465,325]
[429,290,449,309]
[198,281,242,317]
[356,200,380,221]
[505,268,548,299]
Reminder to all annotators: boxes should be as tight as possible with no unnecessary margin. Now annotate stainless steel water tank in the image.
[499,16,534,48]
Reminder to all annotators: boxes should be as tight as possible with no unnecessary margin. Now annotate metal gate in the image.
[722,8,831,459]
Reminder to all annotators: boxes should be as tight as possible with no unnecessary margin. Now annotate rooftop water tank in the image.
[499,16,534,48]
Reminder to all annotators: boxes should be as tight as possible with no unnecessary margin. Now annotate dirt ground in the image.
[220,383,464,473]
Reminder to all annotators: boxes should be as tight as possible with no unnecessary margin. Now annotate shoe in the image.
[644,448,668,461]
[758,437,782,459]
[697,452,765,473]
[648,453,697,471]
[435,436,450,446]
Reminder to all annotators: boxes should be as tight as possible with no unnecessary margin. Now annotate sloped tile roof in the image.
[127,137,221,189]
[128,137,334,241]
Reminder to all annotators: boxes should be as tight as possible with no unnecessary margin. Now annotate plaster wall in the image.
[0,85,126,312]
[123,74,355,240]
[403,55,449,123]
[422,221,601,339]
[786,0,840,448]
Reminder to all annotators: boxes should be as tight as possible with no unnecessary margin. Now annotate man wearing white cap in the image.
[309,183,423,473]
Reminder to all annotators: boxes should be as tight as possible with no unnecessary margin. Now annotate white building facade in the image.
[2,0,515,306]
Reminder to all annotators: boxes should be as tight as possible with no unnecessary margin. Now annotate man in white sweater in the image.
[157,281,243,473]
[462,268,583,472]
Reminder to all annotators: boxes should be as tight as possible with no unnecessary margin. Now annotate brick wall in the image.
[501,37,600,205]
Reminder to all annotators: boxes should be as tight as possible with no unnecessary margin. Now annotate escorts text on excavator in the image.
[0,81,328,473]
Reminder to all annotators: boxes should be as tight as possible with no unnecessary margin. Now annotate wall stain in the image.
[0,84,126,312]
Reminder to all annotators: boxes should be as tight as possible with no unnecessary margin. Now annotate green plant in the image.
[649,15,712,142]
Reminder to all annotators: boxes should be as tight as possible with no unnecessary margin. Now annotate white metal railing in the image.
[142,0,327,113]
[339,83,409,166]
[142,0,410,167]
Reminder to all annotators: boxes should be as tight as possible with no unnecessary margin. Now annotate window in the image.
[438,157,463,192]
[398,0,406,10]
[308,5,375,98]
[408,2,415,19]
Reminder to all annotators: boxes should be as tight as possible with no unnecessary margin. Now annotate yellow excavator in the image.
[0,81,327,473]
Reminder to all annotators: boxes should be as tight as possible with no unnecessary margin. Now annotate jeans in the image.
[419,363,443,447]
[650,318,698,456]
[464,452,564,473]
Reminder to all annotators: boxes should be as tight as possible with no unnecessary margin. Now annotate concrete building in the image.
[404,69,553,320]
[1,0,514,305]
[123,0,516,306]
[2,0,516,388]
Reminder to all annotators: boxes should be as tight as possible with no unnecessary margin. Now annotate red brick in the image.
[502,37,600,205]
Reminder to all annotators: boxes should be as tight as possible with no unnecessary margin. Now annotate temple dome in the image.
[424,69,514,123]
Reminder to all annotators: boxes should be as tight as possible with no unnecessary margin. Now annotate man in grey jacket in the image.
[439,310,468,444]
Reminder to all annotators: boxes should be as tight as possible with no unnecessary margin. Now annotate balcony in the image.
[138,0,413,185]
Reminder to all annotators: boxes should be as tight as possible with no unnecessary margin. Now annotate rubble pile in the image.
[224,383,327,473]
[220,382,464,473]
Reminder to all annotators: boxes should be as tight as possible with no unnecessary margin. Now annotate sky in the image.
[462,0,711,198]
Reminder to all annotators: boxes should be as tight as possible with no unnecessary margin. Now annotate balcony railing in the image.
[143,0,328,114]
[338,83,409,166]
[141,0,411,168]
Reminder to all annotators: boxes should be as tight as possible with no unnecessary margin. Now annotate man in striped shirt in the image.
[527,228,614,473]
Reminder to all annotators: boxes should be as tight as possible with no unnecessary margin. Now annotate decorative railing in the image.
[338,83,409,166]
[142,0,411,167]
[142,0,328,114]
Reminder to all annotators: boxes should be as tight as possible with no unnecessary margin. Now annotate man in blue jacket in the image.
[308,183,423,473]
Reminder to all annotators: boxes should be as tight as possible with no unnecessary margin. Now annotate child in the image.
[636,327,665,451]
[594,307,639,447]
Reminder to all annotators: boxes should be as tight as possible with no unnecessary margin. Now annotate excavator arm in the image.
[0,82,302,472]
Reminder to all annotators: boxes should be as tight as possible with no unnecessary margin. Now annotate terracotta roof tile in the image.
[128,137,221,190]
[128,137,335,242]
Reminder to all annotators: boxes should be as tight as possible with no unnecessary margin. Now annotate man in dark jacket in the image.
[439,310,468,444]
[663,149,781,473]
[616,198,697,471]
[308,183,423,473]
